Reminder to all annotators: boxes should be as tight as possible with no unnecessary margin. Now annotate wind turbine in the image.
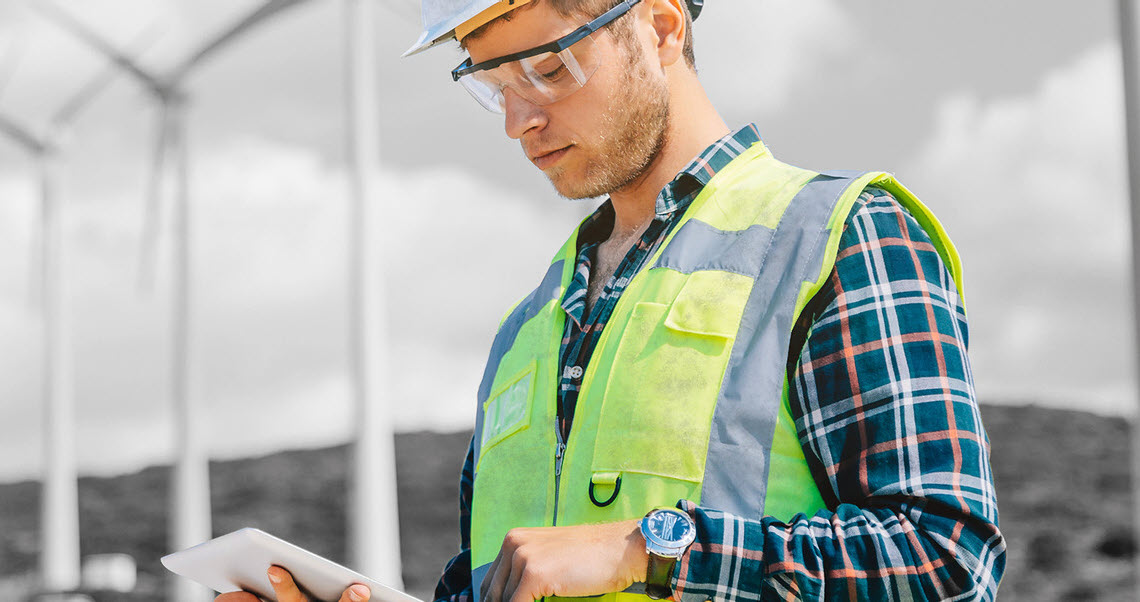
[0,27,157,593]
[0,110,79,594]
[33,2,317,600]
[343,0,403,587]
[1117,0,1140,592]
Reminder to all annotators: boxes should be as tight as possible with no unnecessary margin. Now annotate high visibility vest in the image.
[468,140,965,602]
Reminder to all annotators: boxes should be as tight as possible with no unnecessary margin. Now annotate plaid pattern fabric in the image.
[433,129,1004,602]
[671,188,1004,602]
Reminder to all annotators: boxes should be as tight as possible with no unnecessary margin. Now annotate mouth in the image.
[530,145,571,170]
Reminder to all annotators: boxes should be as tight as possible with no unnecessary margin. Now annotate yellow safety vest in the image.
[469,140,964,602]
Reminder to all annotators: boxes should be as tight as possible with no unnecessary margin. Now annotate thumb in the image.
[339,583,372,602]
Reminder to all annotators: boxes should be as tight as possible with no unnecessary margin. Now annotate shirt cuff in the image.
[670,499,756,602]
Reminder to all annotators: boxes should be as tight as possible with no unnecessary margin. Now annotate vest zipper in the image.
[552,419,567,526]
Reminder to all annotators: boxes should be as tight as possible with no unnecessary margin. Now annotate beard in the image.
[545,44,671,200]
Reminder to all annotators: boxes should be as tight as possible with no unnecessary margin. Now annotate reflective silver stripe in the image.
[471,562,492,602]
[699,172,866,517]
[654,219,774,276]
[473,259,565,470]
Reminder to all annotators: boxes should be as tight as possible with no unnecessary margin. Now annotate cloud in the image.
[696,0,862,116]
[903,42,1134,415]
[0,134,593,480]
[0,0,31,41]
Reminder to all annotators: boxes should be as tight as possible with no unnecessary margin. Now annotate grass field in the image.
[0,404,1136,601]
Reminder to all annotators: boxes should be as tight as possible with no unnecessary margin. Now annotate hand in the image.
[480,519,649,602]
[214,565,371,602]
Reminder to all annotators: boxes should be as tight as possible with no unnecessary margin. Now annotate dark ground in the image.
[0,404,1136,601]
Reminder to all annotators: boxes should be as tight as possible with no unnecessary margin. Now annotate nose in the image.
[503,86,547,140]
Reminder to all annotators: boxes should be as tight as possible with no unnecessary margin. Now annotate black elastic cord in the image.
[588,475,622,507]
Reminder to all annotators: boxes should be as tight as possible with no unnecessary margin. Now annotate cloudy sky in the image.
[0,0,1130,481]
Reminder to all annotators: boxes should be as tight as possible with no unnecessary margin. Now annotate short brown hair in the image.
[464,0,697,70]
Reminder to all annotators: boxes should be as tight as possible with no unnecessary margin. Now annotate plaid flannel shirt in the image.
[433,125,1005,601]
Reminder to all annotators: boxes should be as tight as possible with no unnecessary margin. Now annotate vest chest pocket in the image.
[478,360,536,471]
[591,270,753,484]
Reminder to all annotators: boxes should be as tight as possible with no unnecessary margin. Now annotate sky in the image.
[0,0,1131,481]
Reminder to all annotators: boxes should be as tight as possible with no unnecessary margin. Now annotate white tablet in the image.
[161,527,425,602]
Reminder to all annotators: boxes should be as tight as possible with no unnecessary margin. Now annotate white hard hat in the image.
[403,0,534,57]
[403,0,703,58]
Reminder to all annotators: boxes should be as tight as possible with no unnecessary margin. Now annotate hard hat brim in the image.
[402,0,495,57]
[403,0,535,57]
[402,29,455,57]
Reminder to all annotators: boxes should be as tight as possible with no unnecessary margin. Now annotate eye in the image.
[542,64,566,80]
[532,57,568,82]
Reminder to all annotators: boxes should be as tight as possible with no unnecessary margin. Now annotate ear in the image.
[647,0,686,67]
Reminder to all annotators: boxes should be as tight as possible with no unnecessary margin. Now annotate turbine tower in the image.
[1117,0,1140,591]
[0,111,78,594]
[34,3,317,600]
[0,27,156,592]
[344,0,403,586]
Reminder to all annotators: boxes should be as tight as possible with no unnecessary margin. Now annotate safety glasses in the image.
[451,0,641,113]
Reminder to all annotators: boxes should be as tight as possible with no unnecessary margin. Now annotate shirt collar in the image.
[654,122,763,216]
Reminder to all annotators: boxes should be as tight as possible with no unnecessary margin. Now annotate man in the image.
[241,0,1005,600]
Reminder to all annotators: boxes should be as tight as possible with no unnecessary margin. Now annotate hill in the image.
[0,404,1135,601]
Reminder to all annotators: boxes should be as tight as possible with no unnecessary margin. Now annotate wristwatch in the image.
[639,508,697,600]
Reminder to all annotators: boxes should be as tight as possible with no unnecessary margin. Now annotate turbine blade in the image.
[169,0,312,80]
[52,24,164,127]
[0,111,46,309]
[0,111,45,154]
[34,1,164,91]
[138,105,170,293]
[0,26,29,105]
[27,174,44,312]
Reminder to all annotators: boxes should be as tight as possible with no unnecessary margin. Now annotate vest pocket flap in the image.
[480,360,536,458]
[664,271,753,338]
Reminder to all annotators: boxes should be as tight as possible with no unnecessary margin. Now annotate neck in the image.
[607,72,729,240]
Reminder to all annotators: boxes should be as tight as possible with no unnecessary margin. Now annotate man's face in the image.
[465,3,670,199]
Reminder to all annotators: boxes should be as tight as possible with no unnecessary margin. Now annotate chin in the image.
[545,171,588,200]
[546,169,613,200]
[549,181,604,201]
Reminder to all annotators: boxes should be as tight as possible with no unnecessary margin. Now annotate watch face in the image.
[646,509,694,545]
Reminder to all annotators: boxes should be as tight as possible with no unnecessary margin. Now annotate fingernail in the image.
[268,570,282,584]
[349,584,370,601]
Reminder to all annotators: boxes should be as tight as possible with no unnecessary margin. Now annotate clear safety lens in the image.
[458,34,601,113]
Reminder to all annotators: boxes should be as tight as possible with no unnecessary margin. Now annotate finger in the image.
[508,574,540,602]
[501,553,527,602]
[480,545,506,602]
[338,583,371,602]
[267,565,308,602]
[483,548,513,602]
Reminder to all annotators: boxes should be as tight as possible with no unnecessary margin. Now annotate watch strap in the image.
[644,552,676,600]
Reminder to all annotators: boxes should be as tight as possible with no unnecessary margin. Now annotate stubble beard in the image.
[546,47,671,200]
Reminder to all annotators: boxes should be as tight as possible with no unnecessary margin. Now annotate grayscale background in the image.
[0,0,1133,600]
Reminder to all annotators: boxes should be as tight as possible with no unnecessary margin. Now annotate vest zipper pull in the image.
[552,419,567,526]
[555,440,566,476]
